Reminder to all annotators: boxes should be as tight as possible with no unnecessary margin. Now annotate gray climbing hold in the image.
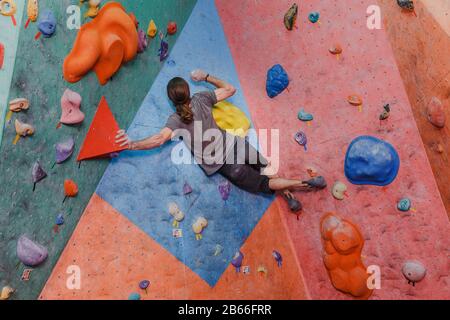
[402,260,426,286]
[16,235,48,267]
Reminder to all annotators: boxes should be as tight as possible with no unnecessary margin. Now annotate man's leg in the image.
[268,177,308,191]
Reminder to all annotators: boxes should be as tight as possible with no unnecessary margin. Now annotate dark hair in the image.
[167,77,193,124]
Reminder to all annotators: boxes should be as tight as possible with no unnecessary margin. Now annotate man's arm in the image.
[116,127,173,151]
[206,75,236,102]
[191,70,236,102]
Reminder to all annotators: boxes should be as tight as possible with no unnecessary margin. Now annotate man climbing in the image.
[115,70,326,212]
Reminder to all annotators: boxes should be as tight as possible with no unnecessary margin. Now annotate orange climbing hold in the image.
[64,179,78,197]
[320,212,373,300]
[63,2,138,85]
[77,96,127,161]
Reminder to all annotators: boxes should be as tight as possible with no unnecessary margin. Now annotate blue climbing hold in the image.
[266,64,289,98]
[55,214,65,226]
[308,12,320,23]
[397,198,411,212]
[38,10,57,38]
[345,136,400,186]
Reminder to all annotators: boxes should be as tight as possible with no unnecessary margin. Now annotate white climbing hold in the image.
[402,260,426,286]
[332,181,347,200]
[192,217,208,240]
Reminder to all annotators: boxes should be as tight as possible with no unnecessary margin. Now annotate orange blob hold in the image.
[167,21,177,35]
[63,2,138,86]
[64,180,79,197]
[320,212,373,299]
[347,94,363,106]
[129,12,138,28]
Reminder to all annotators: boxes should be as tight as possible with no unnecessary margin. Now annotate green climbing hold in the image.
[128,292,141,300]
[298,108,314,122]
[397,198,411,212]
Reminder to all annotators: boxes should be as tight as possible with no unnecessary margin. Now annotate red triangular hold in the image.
[77,96,127,161]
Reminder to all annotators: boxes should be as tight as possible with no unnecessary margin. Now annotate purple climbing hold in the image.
[139,280,150,291]
[218,181,231,201]
[183,182,193,195]
[56,137,75,164]
[272,250,283,267]
[231,251,244,273]
[295,131,308,151]
[137,29,148,53]
[16,235,48,267]
[158,34,169,62]
[32,162,47,192]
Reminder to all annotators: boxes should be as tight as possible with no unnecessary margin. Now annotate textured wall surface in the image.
[0,0,197,300]
[0,0,25,143]
[216,0,449,299]
[378,0,450,215]
[3,0,450,301]
[41,0,308,300]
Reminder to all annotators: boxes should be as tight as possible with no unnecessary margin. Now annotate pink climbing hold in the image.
[60,89,85,126]
[427,97,446,128]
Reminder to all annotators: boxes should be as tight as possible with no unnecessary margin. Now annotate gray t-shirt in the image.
[165,91,236,176]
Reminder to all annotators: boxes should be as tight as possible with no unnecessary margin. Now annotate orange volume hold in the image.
[63,2,138,85]
[320,212,373,299]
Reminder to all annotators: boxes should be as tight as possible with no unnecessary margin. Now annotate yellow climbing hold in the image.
[0,0,17,16]
[27,0,38,22]
[147,19,157,38]
[84,0,101,18]
[192,217,208,241]
[0,286,14,300]
[212,101,251,138]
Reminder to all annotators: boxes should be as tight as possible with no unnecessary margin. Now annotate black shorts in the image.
[218,140,274,195]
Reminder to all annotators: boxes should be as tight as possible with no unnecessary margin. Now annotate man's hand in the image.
[191,69,208,82]
[116,129,131,149]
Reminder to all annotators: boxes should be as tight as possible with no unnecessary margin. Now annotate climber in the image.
[116,70,323,211]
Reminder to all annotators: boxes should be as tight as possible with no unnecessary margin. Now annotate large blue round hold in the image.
[345,136,400,186]
[266,64,289,98]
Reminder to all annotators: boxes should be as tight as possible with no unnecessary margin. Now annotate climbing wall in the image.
[0,0,25,143]
[40,0,309,300]
[378,0,450,215]
[215,0,449,299]
[2,0,449,300]
[0,0,197,300]
[39,0,449,300]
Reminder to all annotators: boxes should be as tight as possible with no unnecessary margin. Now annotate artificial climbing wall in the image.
[0,0,197,300]
[378,0,450,215]
[39,0,449,301]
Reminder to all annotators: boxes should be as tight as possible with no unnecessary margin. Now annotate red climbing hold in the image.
[167,21,177,35]
[0,43,4,69]
[77,96,127,161]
